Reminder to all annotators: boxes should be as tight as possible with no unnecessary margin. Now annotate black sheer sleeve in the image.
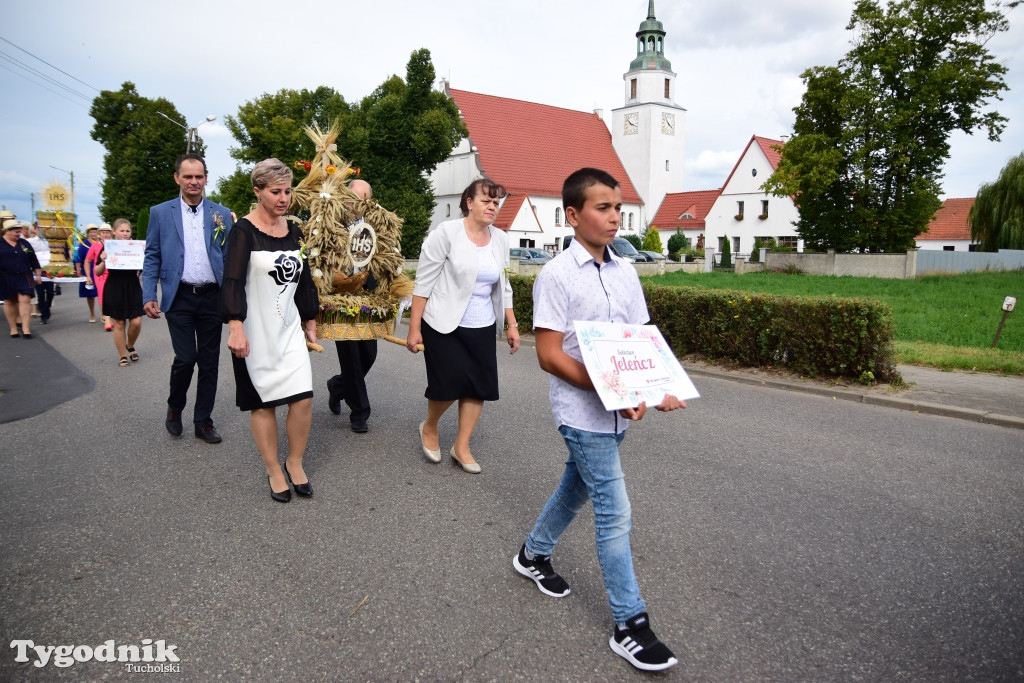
[291,221,319,321]
[220,218,253,322]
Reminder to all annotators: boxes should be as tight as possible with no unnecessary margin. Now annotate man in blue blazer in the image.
[142,153,233,444]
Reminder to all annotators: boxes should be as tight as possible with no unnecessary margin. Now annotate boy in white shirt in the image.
[513,168,685,672]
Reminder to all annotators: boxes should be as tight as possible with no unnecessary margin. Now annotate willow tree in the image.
[969,152,1024,251]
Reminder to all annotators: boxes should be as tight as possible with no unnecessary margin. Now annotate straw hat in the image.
[85,223,99,232]
[3,219,22,232]
[98,222,113,233]
[0,210,15,221]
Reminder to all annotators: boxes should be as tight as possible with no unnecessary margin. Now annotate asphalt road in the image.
[1,301,1022,681]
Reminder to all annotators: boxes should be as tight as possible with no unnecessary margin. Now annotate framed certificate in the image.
[103,240,146,270]
[573,321,700,411]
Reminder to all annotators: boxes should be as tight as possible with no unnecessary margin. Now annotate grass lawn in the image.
[644,270,1024,375]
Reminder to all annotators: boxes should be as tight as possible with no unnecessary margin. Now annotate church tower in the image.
[612,1,686,226]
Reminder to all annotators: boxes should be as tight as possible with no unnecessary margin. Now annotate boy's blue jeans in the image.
[525,425,646,623]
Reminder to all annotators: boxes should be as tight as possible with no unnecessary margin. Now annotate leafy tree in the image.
[218,50,465,257]
[641,226,664,253]
[217,86,350,215]
[764,0,1011,252]
[336,49,467,256]
[622,233,643,251]
[969,151,1024,250]
[666,229,687,253]
[90,82,205,222]
[135,206,149,240]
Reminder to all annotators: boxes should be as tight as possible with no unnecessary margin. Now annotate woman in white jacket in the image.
[406,179,521,473]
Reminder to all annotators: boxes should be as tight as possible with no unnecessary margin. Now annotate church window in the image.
[628,212,634,228]
[555,207,561,226]
[630,78,637,99]
[664,79,670,98]
[665,160,670,171]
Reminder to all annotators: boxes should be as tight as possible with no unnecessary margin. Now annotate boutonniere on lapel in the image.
[212,212,227,246]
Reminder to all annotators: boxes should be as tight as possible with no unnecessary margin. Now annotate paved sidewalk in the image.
[685,360,1024,431]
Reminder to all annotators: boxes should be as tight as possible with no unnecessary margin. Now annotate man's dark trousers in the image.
[165,285,222,426]
[332,339,377,426]
[35,282,54,322]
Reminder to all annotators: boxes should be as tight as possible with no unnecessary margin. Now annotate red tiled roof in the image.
[493,194,526,231]
[449,88,643,205]
[720,135,784,191]
[918,198,975,241]
[650,189,721,230]
[753,135,783,168]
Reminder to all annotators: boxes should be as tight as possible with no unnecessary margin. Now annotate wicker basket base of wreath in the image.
[316,317,396,341]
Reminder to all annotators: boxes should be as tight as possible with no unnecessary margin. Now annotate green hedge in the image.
[510,275,898,383]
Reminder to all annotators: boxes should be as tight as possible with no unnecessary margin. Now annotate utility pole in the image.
[156,111,217,154]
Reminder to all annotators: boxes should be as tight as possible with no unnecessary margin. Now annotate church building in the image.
[429,1,971,260]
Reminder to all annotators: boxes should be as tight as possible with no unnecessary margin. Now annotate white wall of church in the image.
[428,138,482,229]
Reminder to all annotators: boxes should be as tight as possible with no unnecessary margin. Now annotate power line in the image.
[0,62,88,108]
[0,51,93,101]
[0,34,99,93]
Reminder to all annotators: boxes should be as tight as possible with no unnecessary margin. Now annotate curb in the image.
[511,336,1024,431]
[686,366,1024,431]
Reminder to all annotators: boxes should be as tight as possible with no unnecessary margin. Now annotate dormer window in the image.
[680,212,695,220]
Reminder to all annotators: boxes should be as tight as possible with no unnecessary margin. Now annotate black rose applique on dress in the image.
[270,253,303,323]
[270,254,302,287]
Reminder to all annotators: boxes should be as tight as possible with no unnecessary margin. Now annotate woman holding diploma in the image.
[99,219,144,366]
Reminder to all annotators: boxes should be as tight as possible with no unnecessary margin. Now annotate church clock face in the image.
[624,112,639,135]
[661,112,675,135]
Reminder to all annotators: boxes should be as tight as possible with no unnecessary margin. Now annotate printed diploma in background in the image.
[573,321,700,411]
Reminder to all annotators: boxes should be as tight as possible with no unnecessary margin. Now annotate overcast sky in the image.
[2,0,1022,227]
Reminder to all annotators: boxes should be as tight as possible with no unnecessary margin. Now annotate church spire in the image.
[629,0,671,71]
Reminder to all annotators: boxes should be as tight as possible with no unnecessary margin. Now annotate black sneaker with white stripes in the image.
[512,544,571,598]
[609,612,678,672]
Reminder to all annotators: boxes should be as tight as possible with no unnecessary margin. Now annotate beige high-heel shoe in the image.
[450,446,480,474]
[419,421,442,463]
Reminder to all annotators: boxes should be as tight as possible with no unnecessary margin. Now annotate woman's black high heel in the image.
[268,475,291,503]
[284,462,312,497]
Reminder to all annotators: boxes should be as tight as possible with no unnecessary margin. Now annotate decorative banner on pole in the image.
[573,321,700,411]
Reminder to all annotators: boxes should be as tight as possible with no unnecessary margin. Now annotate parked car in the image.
[561,235,638,262]
[510,247,552,264]
[637,250,667,262]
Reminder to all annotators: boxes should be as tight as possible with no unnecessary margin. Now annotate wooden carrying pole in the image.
[383,334,423,351]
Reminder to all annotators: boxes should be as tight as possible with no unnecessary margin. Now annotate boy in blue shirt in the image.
[513,168,684,672]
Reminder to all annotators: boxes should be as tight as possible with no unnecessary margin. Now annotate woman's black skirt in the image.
[421,321,499,402]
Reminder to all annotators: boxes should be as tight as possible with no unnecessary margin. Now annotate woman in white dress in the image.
[222,159,319,503]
